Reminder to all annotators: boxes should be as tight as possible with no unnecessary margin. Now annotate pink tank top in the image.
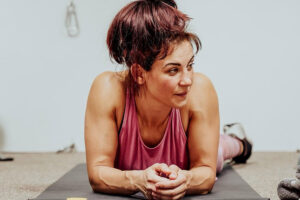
[114,89,189,170]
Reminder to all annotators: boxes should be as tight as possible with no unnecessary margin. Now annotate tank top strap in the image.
[118,87,137,134]
[173,108,186,136]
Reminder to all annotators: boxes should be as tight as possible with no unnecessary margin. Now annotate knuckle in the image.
[146,174,153,181]
[161,163,168,169]
[145,184,151,190]
[153,163,159,168]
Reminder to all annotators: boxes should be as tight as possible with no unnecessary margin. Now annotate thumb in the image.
[168,164,180,180]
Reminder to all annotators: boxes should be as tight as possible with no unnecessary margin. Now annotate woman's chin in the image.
[171,99,188,108]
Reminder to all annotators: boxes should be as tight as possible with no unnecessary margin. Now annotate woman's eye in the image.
[187,63,194,70]
[168,68,178,74]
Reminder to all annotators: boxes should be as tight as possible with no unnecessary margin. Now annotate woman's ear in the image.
[130,64,146,85]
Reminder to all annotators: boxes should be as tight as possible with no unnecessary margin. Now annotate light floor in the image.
[0,152,299,200]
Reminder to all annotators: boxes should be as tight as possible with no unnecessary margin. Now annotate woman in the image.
[84,0,252,199]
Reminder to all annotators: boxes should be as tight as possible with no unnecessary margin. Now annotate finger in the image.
[152,190,186,200]
[166,191,186,200]
[168,165,180,180]
[171,191,186,200]
[148,173,170,183]
[138,185,153,199]
[148,169,170,183]
[168,172,177,180]
[154,182,187,196]
[145,182,157,193]
[172,192,186,200]
[155,174,186,189]
[155,163,172,178]
[169,164,180,172]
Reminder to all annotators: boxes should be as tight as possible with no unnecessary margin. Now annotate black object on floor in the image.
[31,164,269,200]
[0,156,14,161]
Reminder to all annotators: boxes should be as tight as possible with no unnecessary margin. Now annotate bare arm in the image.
[84,72,169,197]
[185,73,220,194]
[84,72,139,195]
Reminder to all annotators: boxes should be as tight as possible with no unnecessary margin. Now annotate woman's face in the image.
[144,40,194,108]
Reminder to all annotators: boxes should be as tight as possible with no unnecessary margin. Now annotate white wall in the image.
[0,0,299,152]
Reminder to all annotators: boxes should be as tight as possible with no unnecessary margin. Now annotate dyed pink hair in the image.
[106,0,201,91]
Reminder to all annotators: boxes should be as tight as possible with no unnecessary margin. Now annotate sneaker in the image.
[223,122,253,164]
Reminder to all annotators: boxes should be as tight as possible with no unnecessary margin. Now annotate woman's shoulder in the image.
[89,71,127,109]
[186,72,219,113]
[93,70,128,92]
[192,72,215,92]
[93,70,127,88]
[180,72,218,129]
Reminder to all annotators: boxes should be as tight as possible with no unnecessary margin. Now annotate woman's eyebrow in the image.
[163,55,194,68]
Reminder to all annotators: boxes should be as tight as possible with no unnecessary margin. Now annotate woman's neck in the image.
[134,92,171,128]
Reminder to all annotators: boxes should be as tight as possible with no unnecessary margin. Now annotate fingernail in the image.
[170,172,177,178]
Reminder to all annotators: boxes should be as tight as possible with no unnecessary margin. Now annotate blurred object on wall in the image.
[65,0,80,37]
[56,143,77,153]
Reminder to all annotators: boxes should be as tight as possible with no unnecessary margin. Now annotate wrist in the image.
[125,170,143,193]
[182,170,192,189]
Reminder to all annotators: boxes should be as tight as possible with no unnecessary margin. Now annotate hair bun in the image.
[145,0,177,8]
[161,0,177,8]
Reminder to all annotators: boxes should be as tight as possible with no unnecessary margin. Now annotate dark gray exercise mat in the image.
[31,164,269,200]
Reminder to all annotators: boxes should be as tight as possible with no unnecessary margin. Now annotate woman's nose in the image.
[179,73,192,86]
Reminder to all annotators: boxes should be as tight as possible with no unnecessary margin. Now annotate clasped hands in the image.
[140,163,190,200]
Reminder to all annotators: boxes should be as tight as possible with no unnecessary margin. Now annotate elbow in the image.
[202,170,216,194]
[90,180,100,193]
[89,177,108,194]
[87,166,112,194]
[203,179,215,194]
[187,167,216,195]
[198,177,215,195]
[91,183,102,193]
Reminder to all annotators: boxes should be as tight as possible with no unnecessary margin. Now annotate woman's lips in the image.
[175,92,188,97]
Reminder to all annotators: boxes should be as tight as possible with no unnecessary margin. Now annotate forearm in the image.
[185,166,216,195]
[90,166,142,195]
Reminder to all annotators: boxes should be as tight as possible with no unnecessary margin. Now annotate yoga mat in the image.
[31,164,269,200]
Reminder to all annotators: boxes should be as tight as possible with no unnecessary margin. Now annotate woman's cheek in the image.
[160,80,176,94]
